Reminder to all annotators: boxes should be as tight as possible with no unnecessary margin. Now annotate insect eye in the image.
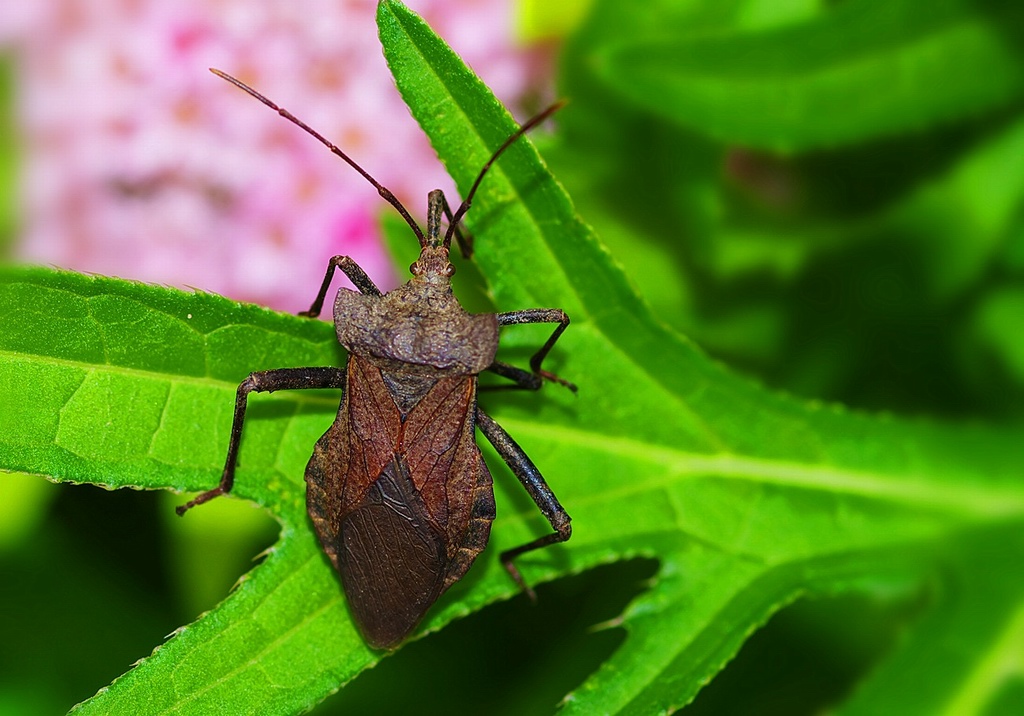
[445,264,456,277]
[409,262,421,275]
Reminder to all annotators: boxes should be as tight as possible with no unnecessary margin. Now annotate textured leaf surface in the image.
[2,2,1023,714]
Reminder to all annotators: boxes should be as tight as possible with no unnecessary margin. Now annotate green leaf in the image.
[1,269,373,715]
[3,1,1024,714]
[970,287,1024,380]
[548,0,1024,419]
[0,269,341,502]
[838,525,1024,716]
[594,0,1024,150]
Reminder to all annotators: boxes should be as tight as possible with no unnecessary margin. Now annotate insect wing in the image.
[401,371,496,590]
[305,356,491,648]
[336,454,447,648]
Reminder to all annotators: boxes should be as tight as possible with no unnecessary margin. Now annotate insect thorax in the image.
[333,282,499,375]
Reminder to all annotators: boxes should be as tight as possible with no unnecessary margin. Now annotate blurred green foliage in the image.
[546,0,1024,419]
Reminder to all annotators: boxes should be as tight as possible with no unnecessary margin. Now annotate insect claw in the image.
[502,558,539,603]
[541,370,578,394]
[176,486,226,516]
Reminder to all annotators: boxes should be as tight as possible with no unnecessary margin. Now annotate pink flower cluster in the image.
[4,0,552,312]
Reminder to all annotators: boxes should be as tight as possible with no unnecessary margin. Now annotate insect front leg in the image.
[476,408,571,601]
[300,255,383,318]
[490,308,576,392]
[176,366,346,516]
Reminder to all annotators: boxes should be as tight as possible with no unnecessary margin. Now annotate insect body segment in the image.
[333,278,500,375]
[307,355,495,649]
[178,69,573,649]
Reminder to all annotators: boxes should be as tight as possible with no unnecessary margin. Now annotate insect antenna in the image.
[443,100,566,247]
[210,68,427,245]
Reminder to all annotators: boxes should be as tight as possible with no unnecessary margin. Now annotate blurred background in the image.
[3,0,1024,713]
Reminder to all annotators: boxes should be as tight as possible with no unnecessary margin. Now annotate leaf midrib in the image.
[502,419,1024,519]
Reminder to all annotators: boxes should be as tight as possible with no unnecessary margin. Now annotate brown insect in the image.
[177,69,574,649]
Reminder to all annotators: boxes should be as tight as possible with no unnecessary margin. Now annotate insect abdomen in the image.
[336,455,447,649]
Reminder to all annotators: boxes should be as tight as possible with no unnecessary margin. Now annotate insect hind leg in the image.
[476,408,571,601]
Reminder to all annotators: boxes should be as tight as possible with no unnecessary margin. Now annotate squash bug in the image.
[177,69,574,649]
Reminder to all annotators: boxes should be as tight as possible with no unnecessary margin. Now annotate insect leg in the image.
[491,309,576,392]
[476,408,571,601]
[176,366,346,516]
[299,255,383,318]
